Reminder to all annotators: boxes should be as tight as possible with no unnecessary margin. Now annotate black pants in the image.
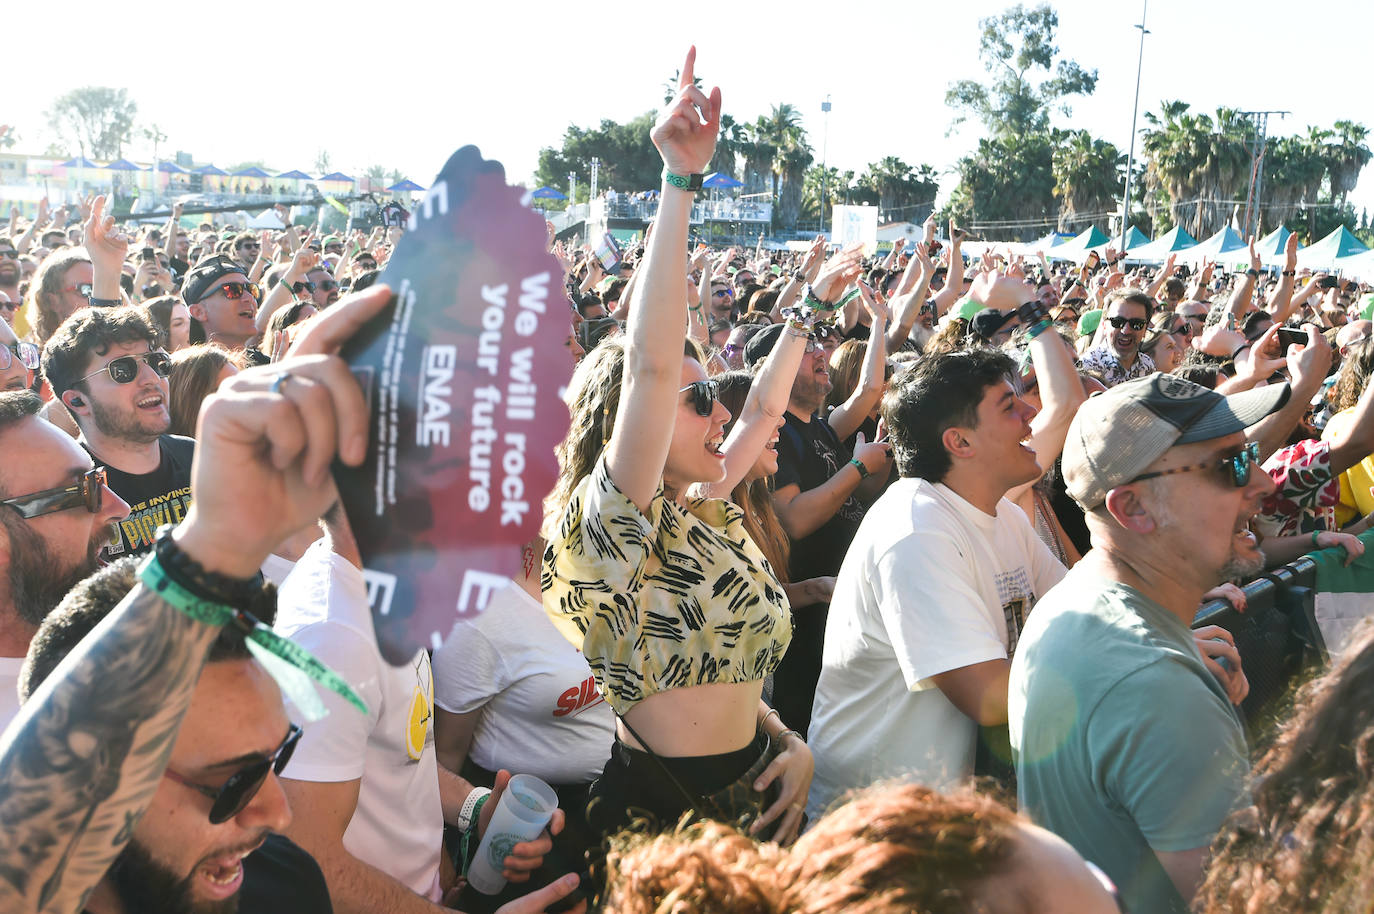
[771,602,828,739]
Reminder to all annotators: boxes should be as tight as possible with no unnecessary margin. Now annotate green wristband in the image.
[849,457,871,481]
[1312,530,1322,549]
[138,552,367,714]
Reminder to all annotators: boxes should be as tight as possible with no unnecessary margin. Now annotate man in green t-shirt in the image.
[1009,373,1291,914]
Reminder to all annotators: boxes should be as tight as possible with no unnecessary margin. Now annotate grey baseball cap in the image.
[1063,372,1290,510]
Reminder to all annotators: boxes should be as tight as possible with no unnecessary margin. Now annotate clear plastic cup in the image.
[467,774,558,895]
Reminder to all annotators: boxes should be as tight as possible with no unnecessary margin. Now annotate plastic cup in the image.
[467,774,558,895]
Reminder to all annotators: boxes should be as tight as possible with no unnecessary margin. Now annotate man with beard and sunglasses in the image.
[42,307,194,560]
[18,556,334,914]
[0,238,21,313]
[1081,288,1155,387]
[1010,373,1291,914]
[304,266,341,309]
[183,255,263,354]
[0,390,129,727]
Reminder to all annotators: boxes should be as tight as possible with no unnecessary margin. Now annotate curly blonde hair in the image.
[603,783,1020,914]
[542,335,703,540]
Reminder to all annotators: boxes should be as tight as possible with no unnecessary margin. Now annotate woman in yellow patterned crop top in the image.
[542,49,813,845]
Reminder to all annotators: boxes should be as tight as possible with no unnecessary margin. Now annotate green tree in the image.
[1052,130,1123,232]
[313,149,332,175]
[662,68,703,106]
[945,3,1097,139]
[753,104,812,231]
[45,87,138,160]
[534,111,662,200]
[859,157,939,224]
[1323,120,1371,210]
[707,113,744,179]
[946,134,1057,239]
[1140,101,1251,237]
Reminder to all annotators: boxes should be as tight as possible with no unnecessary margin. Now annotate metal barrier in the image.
[1191,556,1320,729]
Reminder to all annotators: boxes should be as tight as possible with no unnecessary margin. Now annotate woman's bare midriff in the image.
[618,679,764,757]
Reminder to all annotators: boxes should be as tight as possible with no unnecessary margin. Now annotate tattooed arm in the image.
[0,285,389,914]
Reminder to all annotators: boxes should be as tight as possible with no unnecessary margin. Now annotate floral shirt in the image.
[1255,438,1339,538]
[1081,346,1156,387]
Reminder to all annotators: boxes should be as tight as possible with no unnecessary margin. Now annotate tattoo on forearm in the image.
[0,586,216,913]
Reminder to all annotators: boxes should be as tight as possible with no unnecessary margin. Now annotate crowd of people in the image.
[5,48,1374,914]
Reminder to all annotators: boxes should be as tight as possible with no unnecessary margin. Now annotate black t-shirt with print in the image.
[85,434,195,560]
[771,411,867,737]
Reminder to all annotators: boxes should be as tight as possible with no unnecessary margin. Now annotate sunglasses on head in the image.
[1128,441,1261,489]
[1,466,106,519]
[1,340,39,371]
[213,281,261,301]
[291,281,316,294]
[163,723,301,824]
[1107,316,1147,332]
[679,379,720,417]
[78,349,172,386]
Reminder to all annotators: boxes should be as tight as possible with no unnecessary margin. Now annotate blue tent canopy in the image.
[275,170,313,180]
[1298,225,1370,271]
[1046,225,1110,262]
[193,164,229,176]
[1178,225,1249,266]
[147,161,188,173]
[61,157,97,168]
[386,179,425,192]
[317,171,354,182]
[530,185,567,200]
[103,158,141,171]
[232,166,271,178]
[703,172,744,189]
[1123,225,1199,263]
[1255,225,1297,266]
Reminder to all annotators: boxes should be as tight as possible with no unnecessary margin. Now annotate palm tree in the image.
[707,113,743,179]
[739,118,776,197]
[754,104,811,231]
[1326,120,1372,209]
[1052,130,1123,232]
[662,69,703,106]
[1141,101,1249,236]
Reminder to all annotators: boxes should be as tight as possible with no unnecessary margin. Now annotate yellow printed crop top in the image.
[542,455,791,717]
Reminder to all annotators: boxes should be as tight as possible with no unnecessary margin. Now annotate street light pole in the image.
[820,95,832,234]
[1118,0,1149,252]
[590,157,600,202]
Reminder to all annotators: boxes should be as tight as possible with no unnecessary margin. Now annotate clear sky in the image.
[8,0,1374,217]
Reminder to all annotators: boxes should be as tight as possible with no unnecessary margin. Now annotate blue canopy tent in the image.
[530,185,567,200]
[148,161,187,173]
[232,166,271,178]
[1045,225,1110,263]
[103,158,141,171]
[317,171,354,183]
[702,172,744,189]
[1122,225,1198,264]
[1177,225,1250,266]
[1255,225,1297,267]
[386,179,425,193]
[61,157,97,168]
[193,164,230,176]
[1298,225,1369,271]
[1084,225,1150,258]
[275,170,313,180]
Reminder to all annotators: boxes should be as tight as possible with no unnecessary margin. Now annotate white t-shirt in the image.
[432,581,614,785]
[275,539,443,900]
[0,656,24,731]
[807,478,1065,818]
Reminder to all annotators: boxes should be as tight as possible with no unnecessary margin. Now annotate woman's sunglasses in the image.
[163,723,302,824]
[1128,441,1261,489]
[77,350,172,386]
[0,340,40,371]
[0,466,107,519]
[215,282,261,301]
[679,379,720,417]
[1106,316,1147,332]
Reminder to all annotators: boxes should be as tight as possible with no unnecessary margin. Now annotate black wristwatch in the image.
[88,295,123,308]
[1246,268,1260,278]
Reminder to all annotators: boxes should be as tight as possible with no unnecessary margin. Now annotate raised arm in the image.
[161,202,184,263]
[83,195,129,304]
[1225,238,1261,318]
[932,224,964,316]
[885,239,934,351]
[256,244,318,334]
[1146,252,1177,301]
[604,47,720,512]
[0,287,387,914]
[771,235,826,321]
[828,283,888,442]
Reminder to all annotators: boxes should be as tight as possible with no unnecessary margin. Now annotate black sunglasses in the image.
[0,340,39,371]
[1128,441,1260,489]
[163,723,302,824]
[291,281,317,294]
[1107,316,1147,332]
[238,242,261,251]
[679,379,719,417]
[77,350,172,386]
[214,281,261,301]
[316,279,339,292]
[0,466,106,519]
[0,249,18,260]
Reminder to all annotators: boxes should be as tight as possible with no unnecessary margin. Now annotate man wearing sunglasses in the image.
[19,557,332,914]
[183,254,262,352]
[0,239,21,311]
[1011,373,1290,914]
[305,266,342,308]
[42,307,194,560]
[232,232,262,271]
[0,391,129,728]
[1081,289,1156,387]
[0,318,37,391]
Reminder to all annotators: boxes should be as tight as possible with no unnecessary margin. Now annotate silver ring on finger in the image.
[270,371,291,394]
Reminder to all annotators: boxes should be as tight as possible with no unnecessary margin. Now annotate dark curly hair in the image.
[41,305,160,397]
[882,348,1015,483]
[1199,619,1374,913]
